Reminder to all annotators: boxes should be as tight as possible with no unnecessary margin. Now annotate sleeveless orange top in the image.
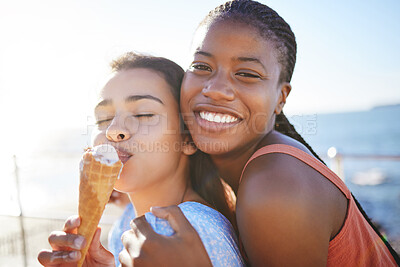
[240,144,397,266]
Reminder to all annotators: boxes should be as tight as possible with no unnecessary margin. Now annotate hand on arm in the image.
[37,215,115,267]
[119,206,212,267]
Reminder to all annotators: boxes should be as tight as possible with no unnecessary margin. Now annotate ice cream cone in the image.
[77,146,122,267]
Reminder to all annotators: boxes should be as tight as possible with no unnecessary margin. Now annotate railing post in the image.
[327,147,345,182]
[13,155,28,267]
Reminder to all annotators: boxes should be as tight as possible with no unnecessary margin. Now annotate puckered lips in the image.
[193,104,243,132]
[114,147,133,164]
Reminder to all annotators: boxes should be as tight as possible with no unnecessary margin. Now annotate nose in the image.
[106,115,132,142]
[202,71,235,101]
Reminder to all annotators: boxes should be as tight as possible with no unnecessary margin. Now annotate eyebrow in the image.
[125,95,164,105]
[95,94,164,109]
[194,50,213,58]
[235,56,266,71]
[194,50,266,71]
[95,99,111,109]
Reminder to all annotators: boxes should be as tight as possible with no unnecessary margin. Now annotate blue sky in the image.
[0,0,399,153]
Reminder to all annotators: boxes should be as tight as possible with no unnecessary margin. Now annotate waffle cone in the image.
[77,152,122,267]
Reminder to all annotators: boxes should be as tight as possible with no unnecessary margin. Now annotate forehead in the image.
[192,21,279,70]
[194,21,272,54]
[100,68,174,102]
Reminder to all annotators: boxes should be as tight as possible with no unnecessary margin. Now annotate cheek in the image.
[181,76,199,110]
[248,98,276,133]
[91,128,107,147]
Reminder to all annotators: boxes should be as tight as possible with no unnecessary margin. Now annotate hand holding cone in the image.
[77,144,122,267]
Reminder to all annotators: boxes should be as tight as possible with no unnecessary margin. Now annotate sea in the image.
[288,104,400,242]
[1,104,399,251]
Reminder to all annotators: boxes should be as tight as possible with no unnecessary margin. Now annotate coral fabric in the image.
[240,144,397,266]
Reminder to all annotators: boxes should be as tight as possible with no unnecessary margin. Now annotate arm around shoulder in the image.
[236,153,335,267]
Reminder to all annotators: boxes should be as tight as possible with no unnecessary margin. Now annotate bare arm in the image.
[236,153,346,266]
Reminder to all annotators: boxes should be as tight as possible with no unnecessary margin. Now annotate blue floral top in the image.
[108,202,244,267]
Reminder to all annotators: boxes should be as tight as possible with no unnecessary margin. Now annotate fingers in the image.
[130,215,156,238]
[87,227,116,264]
[91,227,102,250]
[37,249,81,266]
[119,249,134,267]
[150,206,195,234]
[48,230,86,251]
[121,228,142,258]
[63,215,80,234]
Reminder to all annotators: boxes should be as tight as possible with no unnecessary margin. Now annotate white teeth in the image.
[199,111,238,124]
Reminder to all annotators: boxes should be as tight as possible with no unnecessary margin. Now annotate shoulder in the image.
[258,130,314,154]
[145,202,237,239]
[180,202,244,267]
[240,131,339,208]
[178,202,235,237]
[238,147,336,223]
[236,138,346,265]
[238,139,342,225]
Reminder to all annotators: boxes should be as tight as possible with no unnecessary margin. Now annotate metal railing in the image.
[325,147,400,182]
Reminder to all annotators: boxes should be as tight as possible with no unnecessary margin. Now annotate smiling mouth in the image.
[194,110,242,132]
[199,111,239,123]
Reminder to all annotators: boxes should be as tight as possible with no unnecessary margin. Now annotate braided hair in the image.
[200,0,400,262]
[199,0,296,84]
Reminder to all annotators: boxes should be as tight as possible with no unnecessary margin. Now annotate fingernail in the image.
[70,215,80,226]
[150,206,161,212]
[69,251,80,260]
[74,236,85,249]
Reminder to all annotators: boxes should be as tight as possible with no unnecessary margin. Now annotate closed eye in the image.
[134,114,154,118]
[96,118,113,125]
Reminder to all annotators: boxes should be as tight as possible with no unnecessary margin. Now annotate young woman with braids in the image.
[119,0,399,266]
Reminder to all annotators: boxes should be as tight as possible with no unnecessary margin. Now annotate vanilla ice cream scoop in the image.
[92,144,120,165]
[77,143,123,267]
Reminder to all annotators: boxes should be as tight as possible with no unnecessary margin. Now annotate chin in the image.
[193,136,232,155]
[113,181,135,193]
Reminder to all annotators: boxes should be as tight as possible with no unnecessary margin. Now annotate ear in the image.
[182,135,197,156]
[275,83,292,114]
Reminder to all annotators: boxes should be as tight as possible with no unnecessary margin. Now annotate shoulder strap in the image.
[239,144,350,199]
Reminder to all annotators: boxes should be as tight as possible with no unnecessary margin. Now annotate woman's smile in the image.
[192,104,243,133]
[180,20,282,154]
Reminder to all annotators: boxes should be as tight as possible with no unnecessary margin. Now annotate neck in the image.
[211,131,275,193]
[211,143,258,194]
[128,181,187,217]
[127,158,190,217]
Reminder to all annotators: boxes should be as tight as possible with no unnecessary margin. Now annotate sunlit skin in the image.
[181,21,290,192]
[37,68,210,267]
[117,20,349,267]
[92,68,202,216]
